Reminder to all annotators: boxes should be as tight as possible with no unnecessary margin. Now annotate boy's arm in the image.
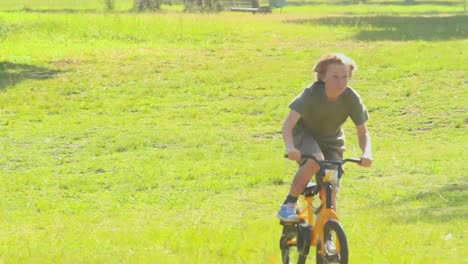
[282,110,301,160]
[356,123,373,167]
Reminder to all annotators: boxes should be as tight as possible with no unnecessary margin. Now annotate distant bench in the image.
[226,0,285,13]
[230,6,272,13]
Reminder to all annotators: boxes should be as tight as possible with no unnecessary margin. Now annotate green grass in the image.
[0,2,467,264]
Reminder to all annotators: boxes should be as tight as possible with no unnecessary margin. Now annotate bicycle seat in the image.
[302,182,319,197]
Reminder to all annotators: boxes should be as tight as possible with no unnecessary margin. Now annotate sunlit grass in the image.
[0,3,466,263]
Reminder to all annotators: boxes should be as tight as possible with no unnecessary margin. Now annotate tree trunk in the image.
[135,0,161,11]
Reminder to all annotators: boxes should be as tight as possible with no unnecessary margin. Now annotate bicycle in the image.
[279,154,361,264]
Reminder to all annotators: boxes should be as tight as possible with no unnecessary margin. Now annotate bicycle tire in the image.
[298,254,308,264]
[280,238,308,264]
[280,235,292,264]
[280,223,312,264]
[297,223,313,256]
[280,225,296,264]
[316,220,348,264]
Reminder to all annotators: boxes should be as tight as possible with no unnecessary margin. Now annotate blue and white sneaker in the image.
[277,203,300,222]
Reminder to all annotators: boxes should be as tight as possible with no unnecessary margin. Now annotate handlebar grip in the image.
[344,158,362,164]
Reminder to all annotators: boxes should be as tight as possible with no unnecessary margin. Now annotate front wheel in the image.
[316,220,348,264]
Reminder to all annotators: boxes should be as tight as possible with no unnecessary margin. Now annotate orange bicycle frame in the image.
[298,182,340,252]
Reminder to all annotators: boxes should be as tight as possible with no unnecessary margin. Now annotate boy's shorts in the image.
[293,130,344,190]
[293,130,344,161]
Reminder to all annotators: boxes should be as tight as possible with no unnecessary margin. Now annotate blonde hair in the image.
[313,53,357,81]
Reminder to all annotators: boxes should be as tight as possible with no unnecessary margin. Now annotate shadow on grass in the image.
[0,61,62,91]
[20,8,88,13]
[286,0,463,6]
[393,183,467,223]
[5,7,138,14]
[362,0,464,5]
[286,15,468,41]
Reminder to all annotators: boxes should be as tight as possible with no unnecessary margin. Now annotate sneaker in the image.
[325,240,337,255]
[277,203,300,222]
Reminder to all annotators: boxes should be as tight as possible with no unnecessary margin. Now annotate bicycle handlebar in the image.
[283,154,361,166]
[284,154,362,179]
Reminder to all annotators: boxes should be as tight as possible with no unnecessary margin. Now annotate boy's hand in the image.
[359,157,372,167]
[286,147,301,161]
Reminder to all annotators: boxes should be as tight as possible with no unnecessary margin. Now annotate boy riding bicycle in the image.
[278,53,373,222]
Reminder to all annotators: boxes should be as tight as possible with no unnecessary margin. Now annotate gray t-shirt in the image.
[289,81,369,150]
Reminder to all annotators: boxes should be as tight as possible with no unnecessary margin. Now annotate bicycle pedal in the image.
[280,221,294,226]
[280,220,300,226]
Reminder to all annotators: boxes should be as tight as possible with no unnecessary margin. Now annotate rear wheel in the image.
[297,223,312,255]
[316,220,348,264]
[297,224,312,264]
[280,223,312,264]
[280,224,296,264]
[280,237,310,264]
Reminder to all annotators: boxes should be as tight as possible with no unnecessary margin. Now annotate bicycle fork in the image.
[299,183,340,253]
[315,184,341,254]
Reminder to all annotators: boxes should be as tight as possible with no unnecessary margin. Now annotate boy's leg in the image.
[278,132,322,222]
[288,159,320,197]
[290,131,323,197]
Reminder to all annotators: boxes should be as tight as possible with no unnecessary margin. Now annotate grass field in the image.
[0,1,467,263]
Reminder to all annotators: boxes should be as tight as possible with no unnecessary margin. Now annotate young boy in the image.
[278,53,373,222]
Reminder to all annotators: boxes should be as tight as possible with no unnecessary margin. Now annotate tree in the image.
[105,0,115,10]
[134,0,161,11]
[185,0,222,12]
